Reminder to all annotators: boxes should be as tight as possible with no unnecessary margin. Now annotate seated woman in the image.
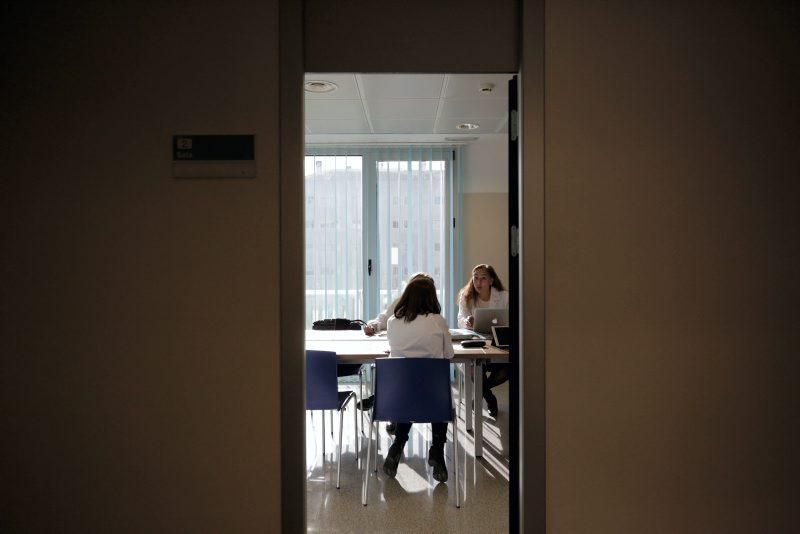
[382,277,454,482]
[343,273,433,381]
[358,272,435,431]
[363,272,433,336]
[457,263,509,417]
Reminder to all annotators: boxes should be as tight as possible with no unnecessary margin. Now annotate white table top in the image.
[304,329,508,362]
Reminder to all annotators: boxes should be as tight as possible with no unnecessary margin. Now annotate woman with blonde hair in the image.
[457,264,509,417]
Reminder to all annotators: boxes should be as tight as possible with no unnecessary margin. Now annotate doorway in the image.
[302,72,514,530]
[278,1,543,532]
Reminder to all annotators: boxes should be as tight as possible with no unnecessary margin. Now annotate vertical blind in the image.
[304,155,363,326]
[305,146,462,327]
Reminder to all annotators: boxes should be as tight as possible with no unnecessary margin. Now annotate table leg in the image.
[474,360,484,457]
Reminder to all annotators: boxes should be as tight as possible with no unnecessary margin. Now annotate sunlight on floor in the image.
[305,381,511,532]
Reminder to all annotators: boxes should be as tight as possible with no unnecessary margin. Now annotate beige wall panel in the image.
[544,2,799,533]
[304,0,519,73]
[462,193,510,290]
[1,3,283,532]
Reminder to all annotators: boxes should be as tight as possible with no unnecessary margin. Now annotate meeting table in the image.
[305,328,508,457]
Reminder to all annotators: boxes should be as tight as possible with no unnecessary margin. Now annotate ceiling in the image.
[304,73,513,136]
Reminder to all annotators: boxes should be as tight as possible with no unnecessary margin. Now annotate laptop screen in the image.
[491,326,511,348]
[472,308,509,334]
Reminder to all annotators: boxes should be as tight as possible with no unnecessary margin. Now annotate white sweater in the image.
[366,299,399,332]
[457,288,510,328]
[387,313,454,359]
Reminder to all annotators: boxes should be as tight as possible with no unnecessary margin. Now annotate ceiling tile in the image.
[359,74,445,100]
[366,99,439,119]
[371,119,436,134]
[306,118,371,134]
[440,99,507,119]
[305,99,365,120]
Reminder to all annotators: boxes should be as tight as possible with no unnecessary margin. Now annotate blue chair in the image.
[311,322,369,440]
[306,350,359,489]
[361,357,460,508]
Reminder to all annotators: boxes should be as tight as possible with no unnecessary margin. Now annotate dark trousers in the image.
[483,363,509,397]
[393,422,448,448]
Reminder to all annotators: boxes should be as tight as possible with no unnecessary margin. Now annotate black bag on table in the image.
[312,318,366,331]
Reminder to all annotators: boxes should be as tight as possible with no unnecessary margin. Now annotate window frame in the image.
[304,145,464,326]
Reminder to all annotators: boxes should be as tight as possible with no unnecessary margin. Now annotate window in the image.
[304,146,463,327]
[304,155,363,326]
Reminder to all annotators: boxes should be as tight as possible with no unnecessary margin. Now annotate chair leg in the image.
[362,420,374,505]
[354,393,360,468]
[371,365,381,454]
[454,411,460,508]
[321,410,326,457]
[329,410,334,438]
[337,407,344,489]
[359,368,366,436]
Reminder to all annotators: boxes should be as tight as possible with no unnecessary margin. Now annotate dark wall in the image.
[1,3,284,532]
[304,0,519,73]
[541,2,800,532]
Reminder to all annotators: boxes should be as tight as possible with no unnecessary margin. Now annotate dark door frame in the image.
[279,1,545,532]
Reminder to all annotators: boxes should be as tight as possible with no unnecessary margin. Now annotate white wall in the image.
[463,134,509,194]
[462,135,509,288]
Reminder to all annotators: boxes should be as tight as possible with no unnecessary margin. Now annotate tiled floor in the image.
[306,379,510,533]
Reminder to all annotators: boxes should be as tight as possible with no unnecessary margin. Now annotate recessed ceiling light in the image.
[304,80,338,93]
[457,123,480,130]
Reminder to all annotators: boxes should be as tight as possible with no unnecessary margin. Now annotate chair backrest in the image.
[373,358,452,423]
[306,350,339,410]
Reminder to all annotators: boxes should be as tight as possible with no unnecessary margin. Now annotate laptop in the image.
[449,328,487,341]
[472,308,509,335]
[491,325,511,348]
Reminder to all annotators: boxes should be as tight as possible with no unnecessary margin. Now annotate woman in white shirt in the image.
[382,277,453,483]
[358,272,435,436]
[363,272,433,336]
[457,264,509,417]
[457,264,509,329]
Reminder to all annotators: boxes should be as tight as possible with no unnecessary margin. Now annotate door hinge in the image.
[510,225,519,257]
[510,109,518,142]
[368,258,372,276]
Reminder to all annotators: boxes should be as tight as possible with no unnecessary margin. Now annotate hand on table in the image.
[364,324,376,336]
[466,316,474,328]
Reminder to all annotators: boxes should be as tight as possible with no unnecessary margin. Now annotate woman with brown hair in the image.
[457,264,509,417]
[381,277,454,483]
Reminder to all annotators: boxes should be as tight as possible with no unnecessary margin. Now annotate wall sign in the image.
[172,134,256,178]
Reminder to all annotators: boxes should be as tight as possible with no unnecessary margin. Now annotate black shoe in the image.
[357,396,374,411]
[385,422,396,434]
[428,446,448,482]
[383,440,405,478]
[484,390,498,417]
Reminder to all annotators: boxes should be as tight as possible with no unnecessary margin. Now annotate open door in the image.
[508,74,520,532]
